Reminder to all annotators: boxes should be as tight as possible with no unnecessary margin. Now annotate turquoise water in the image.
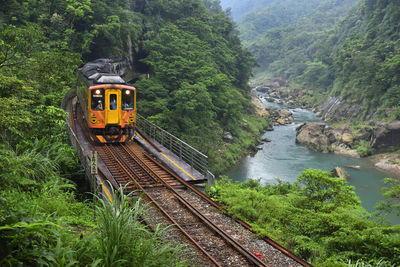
[226,98,400,224]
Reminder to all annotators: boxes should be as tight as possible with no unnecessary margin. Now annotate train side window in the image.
[110,94,117,110]
[122,89,134,110]
[91,89,104,110]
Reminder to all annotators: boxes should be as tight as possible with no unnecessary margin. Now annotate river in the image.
[226,92,400,224]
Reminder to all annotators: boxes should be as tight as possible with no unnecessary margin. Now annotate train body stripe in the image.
[94,110,105,121]
[122,111,130,122]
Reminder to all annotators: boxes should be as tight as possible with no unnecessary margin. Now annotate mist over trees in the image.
[219,0,278,22]
[235,0,400,120]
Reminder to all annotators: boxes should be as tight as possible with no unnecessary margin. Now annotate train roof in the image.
[78,58,127,85]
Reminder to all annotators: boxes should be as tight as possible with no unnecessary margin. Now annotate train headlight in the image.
[125,90,130,95]
[90,113,98,124]
[129,113,135,123]
[95,89,101,95]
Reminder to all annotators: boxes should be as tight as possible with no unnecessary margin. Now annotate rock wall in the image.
[372,121,400,150]
[296,121,400,156]
[315,96,378,122]
[295,122,361,157]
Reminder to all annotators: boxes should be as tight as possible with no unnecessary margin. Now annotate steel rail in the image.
[101,144,222,267]
[70,97,310,266]
[121,144,268,267]
[139,146,313,267]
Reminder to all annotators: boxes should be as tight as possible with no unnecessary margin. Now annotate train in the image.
[76,59,136,143]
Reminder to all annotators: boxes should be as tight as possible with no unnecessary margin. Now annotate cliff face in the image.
[315,96,378,122]
[295,119,400,156]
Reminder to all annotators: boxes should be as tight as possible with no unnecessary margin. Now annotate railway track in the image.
[94,142,268,266]
[69,98,310,266]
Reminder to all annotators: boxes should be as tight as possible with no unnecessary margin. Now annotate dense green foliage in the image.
[330,0,400,118]
[377,178,400,216]
[2,0,263,264]
[94,187,186,266]
[1,0,266,168]
[237,0,400,120]
[132,0,267,172]
[240,0,356,84]
[1,0,267,174]
[1,181,187,266]
[239,0,335,42]
[209,169,400,266]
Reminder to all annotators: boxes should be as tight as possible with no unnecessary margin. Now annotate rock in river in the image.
[331,166,349,179]
[296,122,330,153]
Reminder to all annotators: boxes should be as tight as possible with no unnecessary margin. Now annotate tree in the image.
[378,178,400,215]
[296,169,360,210]
[0,25,43,70]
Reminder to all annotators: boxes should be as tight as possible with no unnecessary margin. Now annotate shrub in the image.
[355,140,374,157]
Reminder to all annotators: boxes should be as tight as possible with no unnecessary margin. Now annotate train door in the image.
[105,90,120,124]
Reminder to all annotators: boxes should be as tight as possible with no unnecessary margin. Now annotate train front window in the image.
[122,89,134,110]
[110,94,117,110]
[91,89,104,110]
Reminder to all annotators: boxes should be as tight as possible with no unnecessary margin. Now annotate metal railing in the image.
[136,114,209,176]
[62,92,109,198]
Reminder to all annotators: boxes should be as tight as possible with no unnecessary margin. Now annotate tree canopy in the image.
[210,170,400,266]
[237,0,400,120]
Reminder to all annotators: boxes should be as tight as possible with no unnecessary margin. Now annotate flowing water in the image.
[226,94,400,224]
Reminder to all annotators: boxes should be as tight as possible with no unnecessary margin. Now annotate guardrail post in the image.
[206,171,215,186]
[191,150,194,169]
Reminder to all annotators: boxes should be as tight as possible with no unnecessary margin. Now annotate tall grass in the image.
[346,259,396,267]
[0,139,187,266]
[95,185,187,267]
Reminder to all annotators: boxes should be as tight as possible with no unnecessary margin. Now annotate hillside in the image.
[325,0,400,120]
[0,0,267,264]
[0,0,268,174]
[219,0,277,22]
[237,0,400,121]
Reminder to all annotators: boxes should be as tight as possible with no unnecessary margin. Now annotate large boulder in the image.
[331,167,349,179]
[331,143,360,158]
[372,121,400,149]
[223,132,234,143]
[327,125,354,145]
[274,109,294,125]
[251,89,269,117]
[374,154,400,176]
[255,86,270,93]
[296,122,330,153]
[277,118,286,125]
[279,109,292,117]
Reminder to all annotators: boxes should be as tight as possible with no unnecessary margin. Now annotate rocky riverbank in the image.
[252,80,400,176]
[371,153,400,177]
[295,120,400,156]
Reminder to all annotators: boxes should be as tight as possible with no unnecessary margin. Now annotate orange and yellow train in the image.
[76,59,136,143]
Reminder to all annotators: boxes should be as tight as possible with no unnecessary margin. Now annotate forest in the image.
[236,0,400,121]
[209,171,400,266]
[0,0,266,264]
[1,0,400,265]
[211,0,400,265]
